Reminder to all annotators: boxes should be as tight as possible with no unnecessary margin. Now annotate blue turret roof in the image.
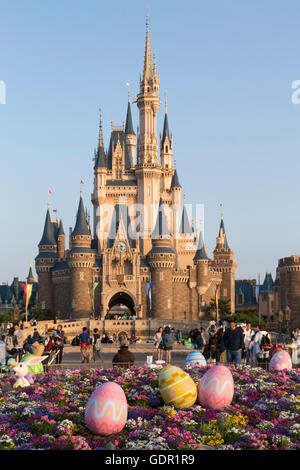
[38,208,56,246]
[72,196,91,236]
[27,266,34,280]
[152,198,171,238]
[57,220,65,236]
[161,112,170,146]
[106,130,132,170]
[170,169,181,189]
[193,231,208,261]
[125,101,135,135]
[179,205,193,235]
[261,272,274,293]
[95,146,107,168]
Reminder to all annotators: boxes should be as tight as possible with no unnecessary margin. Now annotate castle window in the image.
[166,145,168,153]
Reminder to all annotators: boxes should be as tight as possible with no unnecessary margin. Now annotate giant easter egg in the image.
[185,351,206,368]
[198,365,234,410]
[268,350,292,371]
[85,382,127,435]
[159,365,197,409]
[21,354,44,375]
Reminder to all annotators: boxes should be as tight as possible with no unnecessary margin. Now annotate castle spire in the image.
[217,216,230,250]
[72,194,91,236]
[38,207,56,246]
[95,109,107,168]
[152,198,171,238]
[194,229,208,261]
[125,100,135,135]
[143,6,152,82]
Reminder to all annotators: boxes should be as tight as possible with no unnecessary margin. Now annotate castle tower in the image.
[35,206,58,312]
[194,229,210,318]
[213,215,237,313]
[27,263,35,284]
[147,198,175,319]
[125,99,136,168]
[136,11,161,254]
[57,219,65,259]
[69,194,95,318]
[160,98,173,191]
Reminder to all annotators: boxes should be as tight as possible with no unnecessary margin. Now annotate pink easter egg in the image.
[268,350,292,371]
[85,382,127,435]
[198,365,234,410]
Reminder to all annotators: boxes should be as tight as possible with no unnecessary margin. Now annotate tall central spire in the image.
[143,8,152,82]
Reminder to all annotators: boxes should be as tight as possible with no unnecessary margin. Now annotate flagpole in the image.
[258,273,261,326]
[25,281,28,323]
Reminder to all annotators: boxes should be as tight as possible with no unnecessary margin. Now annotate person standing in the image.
[55,324,65,364]
[154,327,163,360]
[162,326,174,364]
[13,323,24,362]
[79,327,91,363]
[221,319,244,365]
[92,328,104,367]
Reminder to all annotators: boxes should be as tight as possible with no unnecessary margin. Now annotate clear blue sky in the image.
[1,0,300,283]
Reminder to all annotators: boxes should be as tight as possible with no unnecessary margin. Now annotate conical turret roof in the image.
[72,196,91,236]
[218,218,229,249]
[194,230,208,261]
[152,198,170,238]
[125,101,135,135]
[171,169,181,189]
[38,208,56,246]
[179,205,193,235]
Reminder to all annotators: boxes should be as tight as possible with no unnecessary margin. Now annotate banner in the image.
[26,284,33,310]
[146,282,152,309]
[91,282,99,310]
[213,283,221,320]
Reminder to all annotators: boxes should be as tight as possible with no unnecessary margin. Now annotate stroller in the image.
[42,337,61,371]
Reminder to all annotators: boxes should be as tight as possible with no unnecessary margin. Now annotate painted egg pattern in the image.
[269,350,292,371]
[159,365,197,409]
[198,365,234,410]
[185,351,207,367]
[85,382,127,435]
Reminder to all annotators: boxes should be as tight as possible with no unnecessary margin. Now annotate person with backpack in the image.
[162,326,174,364]
[92,328,104,367]
[253,324,271,367]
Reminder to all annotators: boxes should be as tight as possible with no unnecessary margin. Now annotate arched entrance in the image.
[106,292,136,319]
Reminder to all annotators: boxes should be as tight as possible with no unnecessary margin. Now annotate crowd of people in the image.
[153,319,277,367]
[0,322,66,367]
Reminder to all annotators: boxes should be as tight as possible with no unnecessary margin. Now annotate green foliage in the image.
[205,298,232,318]
[233,311,259,327]
[29,308,53,321]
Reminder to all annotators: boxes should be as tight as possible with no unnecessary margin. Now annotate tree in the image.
[204,298,232,319]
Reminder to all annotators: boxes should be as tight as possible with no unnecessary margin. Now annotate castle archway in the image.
[106,291,136,319]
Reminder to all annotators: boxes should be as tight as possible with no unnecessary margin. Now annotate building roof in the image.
[193,231,208,261]
[38,208,57,246]
[235,280,257,306]
[170,169,181,189]
[57,220,65,236]
[179,205,193,235]
[125,101,135,135]
[161,112,170,147]
[72,196,91,237]
[106,180,137,186]
[95,145,107,168]
[35,252,58,260]
[152,198,171,238]
[27,266,35,281]
[261,272,274,293]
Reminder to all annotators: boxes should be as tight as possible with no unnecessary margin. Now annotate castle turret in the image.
[213,215,237,314]
[147,198,175,319]
[125,99,136,167]
[194,230,210,316]
[57,219,65,259]
[27,264,35,284]
[69,194,95,318]
[35,207,58,312]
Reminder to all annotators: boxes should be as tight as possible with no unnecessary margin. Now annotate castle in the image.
[35,14,237,321]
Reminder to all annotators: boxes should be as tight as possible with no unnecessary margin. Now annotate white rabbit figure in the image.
[13,356,46,388]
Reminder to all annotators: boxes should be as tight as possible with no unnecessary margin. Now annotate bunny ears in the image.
[22,356,47,366]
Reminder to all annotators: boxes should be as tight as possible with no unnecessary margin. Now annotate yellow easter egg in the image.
[158,365,197,409]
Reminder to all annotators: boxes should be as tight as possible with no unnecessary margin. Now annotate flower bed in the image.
[0,364,299,450]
